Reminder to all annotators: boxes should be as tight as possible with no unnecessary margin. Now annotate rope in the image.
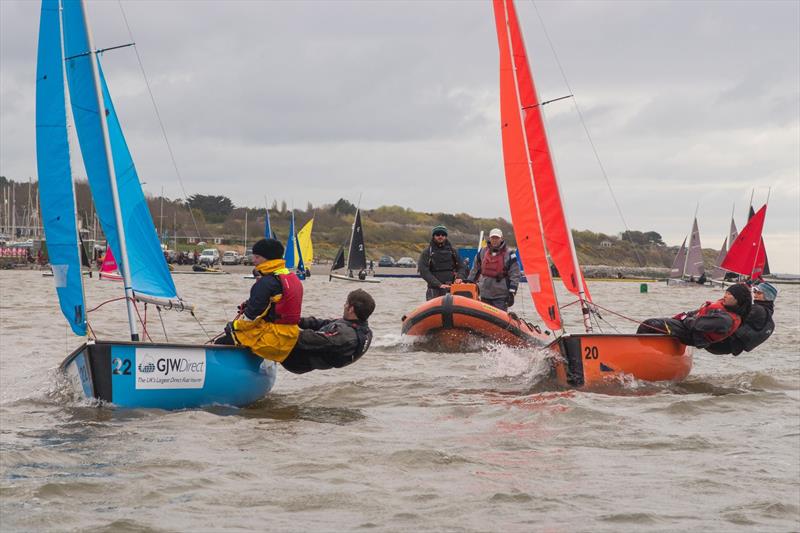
[526,0,646,267]
[115,1,203,241]
[557,297,669,334]
[157,306,169,342]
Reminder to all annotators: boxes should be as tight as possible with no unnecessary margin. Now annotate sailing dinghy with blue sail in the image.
[38,0,275,408]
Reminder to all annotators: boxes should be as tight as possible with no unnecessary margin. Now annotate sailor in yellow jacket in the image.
[215,238,304,362]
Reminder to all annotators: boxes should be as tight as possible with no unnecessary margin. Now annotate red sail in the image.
[493,0,561,330]
[504,0,591,301]
[721,204,767,278]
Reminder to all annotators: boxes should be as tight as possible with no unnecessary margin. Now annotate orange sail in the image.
[503,0,590,301]
[721,204,767,278]
[493,0,561,330]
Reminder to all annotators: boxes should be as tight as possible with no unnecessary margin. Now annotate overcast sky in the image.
[1,0,798,272]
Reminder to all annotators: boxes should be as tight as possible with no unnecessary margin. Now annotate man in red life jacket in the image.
[706,281,777,355]
[215,238,304,361]
[467,228,520,311]
[636,283,752,348]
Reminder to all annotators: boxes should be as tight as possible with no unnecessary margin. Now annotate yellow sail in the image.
[297,218,314,264]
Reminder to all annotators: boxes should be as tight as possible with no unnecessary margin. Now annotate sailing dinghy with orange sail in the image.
[491,0,692,387]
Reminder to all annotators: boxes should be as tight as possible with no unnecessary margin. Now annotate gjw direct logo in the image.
[137,356,204,375]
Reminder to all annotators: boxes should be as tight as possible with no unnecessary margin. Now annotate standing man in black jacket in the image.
[418,225,466,300]
[706,281,777,356]
[281,289,376,374]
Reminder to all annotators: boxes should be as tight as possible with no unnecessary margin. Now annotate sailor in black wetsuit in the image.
[706,281,777,356]
[281,289,376,374]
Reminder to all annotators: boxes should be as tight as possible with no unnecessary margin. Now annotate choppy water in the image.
[1,270,799,532]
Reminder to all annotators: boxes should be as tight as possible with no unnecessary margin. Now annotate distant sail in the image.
[331,244,345,272]
[284,212,297,269]
[685,217,705,279]
[347,209,367,271]
[36,0,86,336]
[100,247,119,275]
[493,0,561,330]
[503,0,590,302]
[265,205,277,240]
[297,218,314,265]
[62,2,178,301]
[710,237,728,280]
[722,204,767,278]
[669,237,688,279]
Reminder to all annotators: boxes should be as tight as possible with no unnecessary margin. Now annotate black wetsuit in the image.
[281,317,373,374]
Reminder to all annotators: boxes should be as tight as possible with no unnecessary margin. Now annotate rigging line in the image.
[191,310,214,341]
[115,1,202,242]
[156,306,169,342]
[527,0,646,268]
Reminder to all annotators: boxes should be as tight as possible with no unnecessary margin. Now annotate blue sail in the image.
[265,207,277,240]
[296,229,305,274]
[284,213,296,269]
[36,0,86,336]
[62,1,177,300]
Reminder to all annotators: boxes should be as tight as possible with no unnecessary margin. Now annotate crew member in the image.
[418,225,466,300]
[636,283,752,348]
[215,238,304,362]
[282,289,376,374]
[706,281,777,355]
[467,228,520,311]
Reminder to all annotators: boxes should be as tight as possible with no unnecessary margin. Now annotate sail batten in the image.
[36,0,87,336]
[493,0,561,330]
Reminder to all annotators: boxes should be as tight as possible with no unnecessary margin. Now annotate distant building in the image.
[600,240,613,248]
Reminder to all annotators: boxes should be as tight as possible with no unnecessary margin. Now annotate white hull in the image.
[329,273,381,283]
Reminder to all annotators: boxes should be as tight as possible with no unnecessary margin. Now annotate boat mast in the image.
[501,0,571,331]
[749,188,770,278]
[78,0,139,340]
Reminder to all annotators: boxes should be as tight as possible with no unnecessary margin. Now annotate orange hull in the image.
[401,294,550,349]
[551,334,692,387]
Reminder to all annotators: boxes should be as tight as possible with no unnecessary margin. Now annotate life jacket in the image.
[428,241,459,273]
[231,259,302,361]
[480,245,508,279]
[694,299,742,343]
[273,272,303,324]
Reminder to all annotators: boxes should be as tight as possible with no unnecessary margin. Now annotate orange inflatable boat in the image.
[549,333,692,388]
[401,283,550,350]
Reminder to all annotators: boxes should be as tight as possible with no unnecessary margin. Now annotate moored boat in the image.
[401,284,550,350]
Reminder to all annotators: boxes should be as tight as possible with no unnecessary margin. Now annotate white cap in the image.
[489,228,503,239]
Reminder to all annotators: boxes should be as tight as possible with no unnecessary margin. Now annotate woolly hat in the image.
[431,225,448,236]
[252,238,284,260]
[753,281,778,302]
[725,283,751,305]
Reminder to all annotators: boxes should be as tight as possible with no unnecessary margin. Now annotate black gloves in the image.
[507,291,515,308]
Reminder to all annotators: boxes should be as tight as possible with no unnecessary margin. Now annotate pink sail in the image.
[99,247,123,281]
[493,0,561,331]
[721,204,767,278]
